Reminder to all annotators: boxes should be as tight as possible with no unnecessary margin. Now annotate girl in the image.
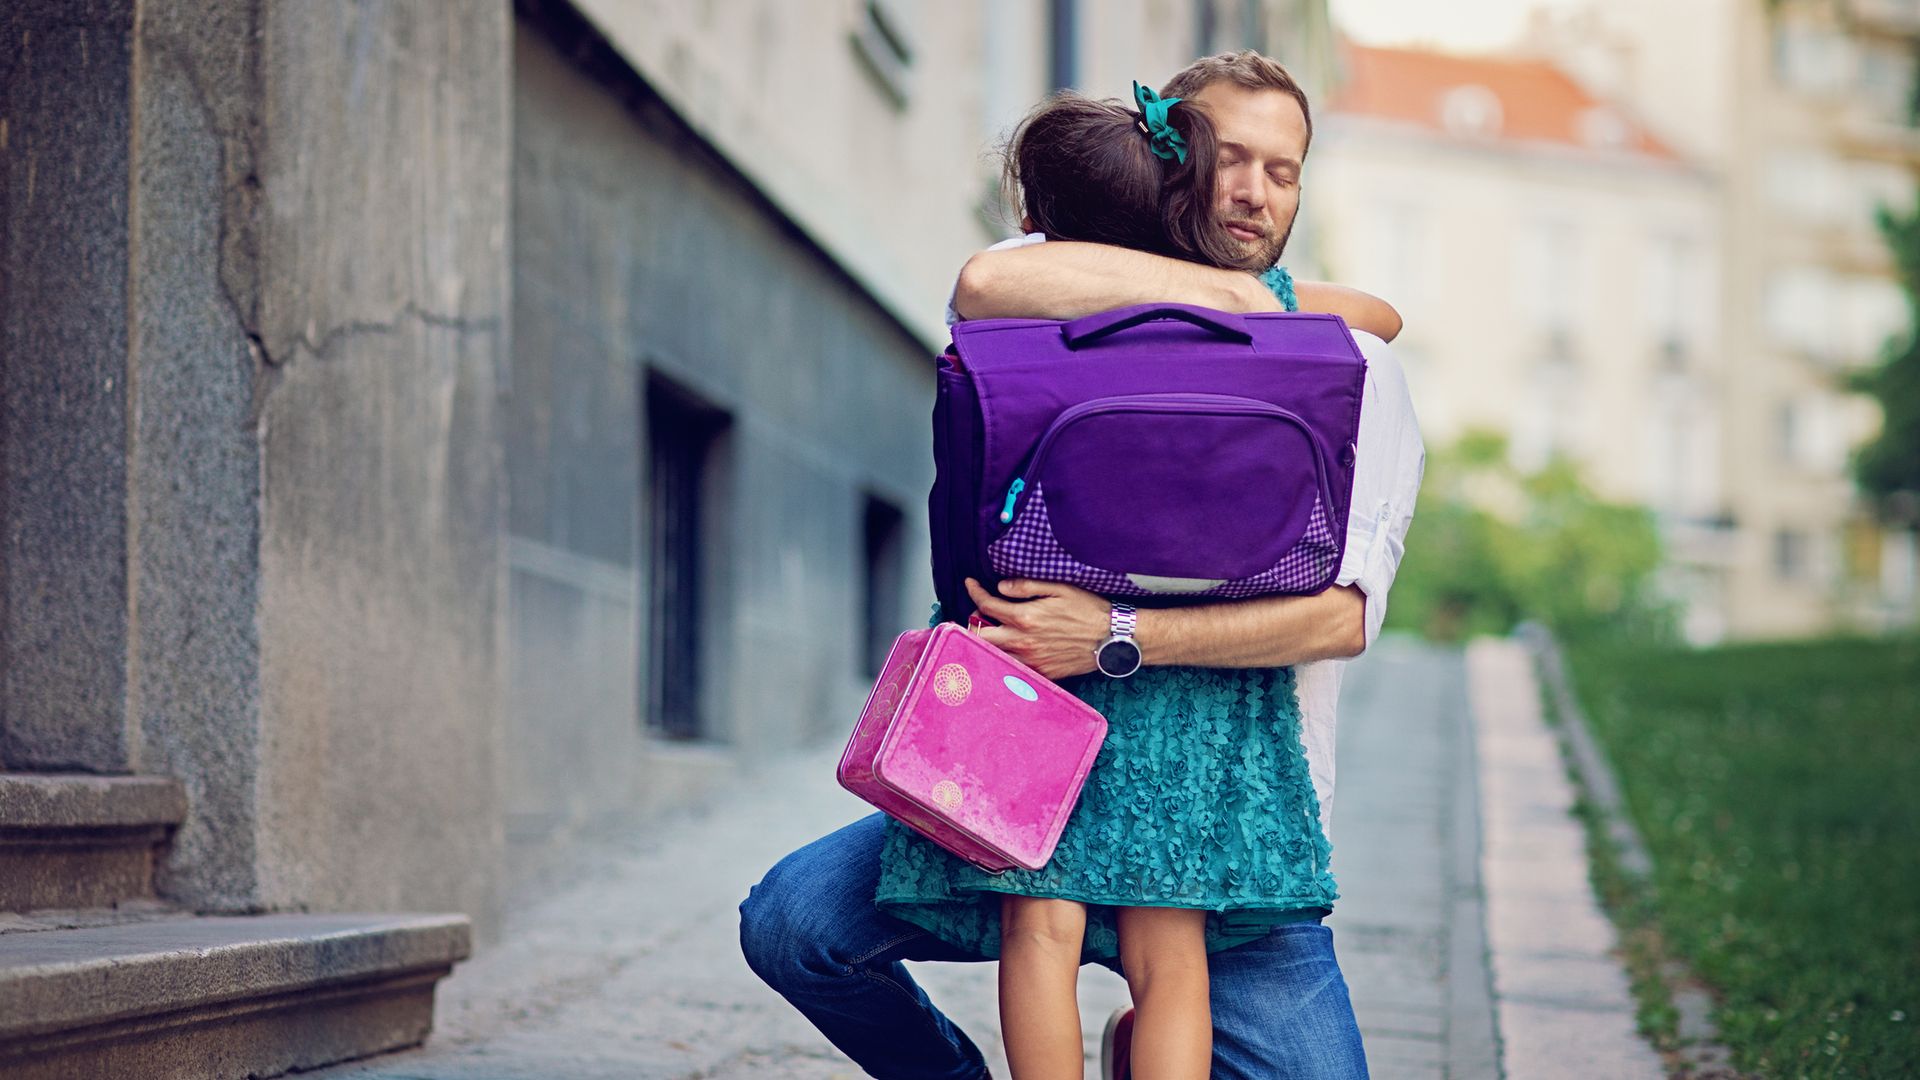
[876,86,1399,1080]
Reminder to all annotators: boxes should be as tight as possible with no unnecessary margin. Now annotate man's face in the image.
[1186,83,1307,271]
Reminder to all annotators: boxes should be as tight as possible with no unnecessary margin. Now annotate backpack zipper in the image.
[997,393,1331,526]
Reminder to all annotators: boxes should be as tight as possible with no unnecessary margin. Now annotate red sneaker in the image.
[1099,1006,1135,1080]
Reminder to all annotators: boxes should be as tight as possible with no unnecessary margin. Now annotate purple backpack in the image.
[931,303,1367,625]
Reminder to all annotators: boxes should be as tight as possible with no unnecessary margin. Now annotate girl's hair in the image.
[1002,91,1243,269]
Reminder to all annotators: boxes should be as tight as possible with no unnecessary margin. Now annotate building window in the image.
[1196,0,1217,55]
[1855,39,1916,125]
[1442,84,1505,140]
[861,495,907,677]
[645,376,730,740]
[1049,0,1078,90]
[1771,20,1852,96]
[1774,401,1802,466]
[1513,338,1579,473]
[853,0,916,107]
[1240,0,1266,49]
[1773,528,1810,582]
[1515,221,1576,333]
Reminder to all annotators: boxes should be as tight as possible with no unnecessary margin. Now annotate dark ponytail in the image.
[1002,91,1243,270]
[1157,103,1245,269]
[1005,92,1171,257]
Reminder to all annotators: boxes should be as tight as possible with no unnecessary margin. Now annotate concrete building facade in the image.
[502,0,1335,867]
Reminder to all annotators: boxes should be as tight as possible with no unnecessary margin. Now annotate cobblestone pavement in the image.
[306,636,1639,1079]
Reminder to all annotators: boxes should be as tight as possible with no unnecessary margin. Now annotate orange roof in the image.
[1328,42,1678,160]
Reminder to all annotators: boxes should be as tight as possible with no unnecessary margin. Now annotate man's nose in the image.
[1231,172,1265,211]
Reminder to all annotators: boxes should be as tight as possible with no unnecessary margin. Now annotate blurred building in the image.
[1317,0,1920,641]
[1310,44,1732,641]
[0,1,1330,1073]
[1530,0,1920,638]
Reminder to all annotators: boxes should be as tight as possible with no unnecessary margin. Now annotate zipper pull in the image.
[999,478,1026,523]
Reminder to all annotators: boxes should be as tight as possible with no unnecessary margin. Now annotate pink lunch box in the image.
[838,623,1109,872]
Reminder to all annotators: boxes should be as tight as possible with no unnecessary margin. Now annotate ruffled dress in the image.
[874,664,1338,960]
[873,267,1338,962]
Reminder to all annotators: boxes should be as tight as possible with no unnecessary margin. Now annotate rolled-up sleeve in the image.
[946,232,1048,325]
[1333,332,1426,649]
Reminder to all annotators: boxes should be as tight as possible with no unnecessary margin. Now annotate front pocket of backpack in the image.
[986,394,1337,595]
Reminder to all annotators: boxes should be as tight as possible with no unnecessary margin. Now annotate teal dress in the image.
[874,267,1337,962]
[875,664,1338,960]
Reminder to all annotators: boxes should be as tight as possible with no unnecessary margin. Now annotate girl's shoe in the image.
[1099,1006,1135,1080]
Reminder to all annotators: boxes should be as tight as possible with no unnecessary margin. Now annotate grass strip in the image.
[1563,636,1920,1078]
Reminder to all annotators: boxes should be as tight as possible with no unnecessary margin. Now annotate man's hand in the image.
[965,576,1370,681]
[964,577,1110,681]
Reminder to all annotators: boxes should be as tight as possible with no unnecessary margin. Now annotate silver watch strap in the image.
[1109,602,1137,638]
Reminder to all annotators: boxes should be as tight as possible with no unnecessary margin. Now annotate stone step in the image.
[0,913,471,1079]
[0,773,188,912]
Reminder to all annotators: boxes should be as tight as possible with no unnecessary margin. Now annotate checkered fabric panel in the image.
[985,482,1338,597]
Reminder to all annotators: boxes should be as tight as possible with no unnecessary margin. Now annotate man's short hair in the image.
[1161,51,1314,154]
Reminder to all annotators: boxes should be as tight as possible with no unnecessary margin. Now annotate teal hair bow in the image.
[1133,81,1188,164]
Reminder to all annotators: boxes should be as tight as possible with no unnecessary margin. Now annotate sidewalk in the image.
[305,636,1653,1079]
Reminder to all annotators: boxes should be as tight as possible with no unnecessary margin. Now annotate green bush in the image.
[1384,431,1676,645]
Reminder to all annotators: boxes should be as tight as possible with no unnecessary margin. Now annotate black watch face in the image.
[1097,638,1142,677]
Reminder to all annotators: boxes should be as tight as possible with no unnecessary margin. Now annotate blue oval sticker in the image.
[1002,675,1039,702]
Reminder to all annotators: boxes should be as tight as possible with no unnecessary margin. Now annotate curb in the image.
[1446,644,1502,1080]
[1466,637,1665,1078]
[1514,624,1740,1079]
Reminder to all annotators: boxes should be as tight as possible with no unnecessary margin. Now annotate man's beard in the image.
[1219,211,1295,272]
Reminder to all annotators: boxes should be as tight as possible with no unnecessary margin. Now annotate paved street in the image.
[306,636,1639,1079]
[1329,639,1499,1078]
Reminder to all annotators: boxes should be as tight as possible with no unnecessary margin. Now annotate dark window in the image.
[853,0,916,107]
[1773,528,1809,582]
[1049,0,1078,90]
[861,495,907,677]
[1197,0,1218,55]
[645,377,729,739]
[1241,0,1266,48]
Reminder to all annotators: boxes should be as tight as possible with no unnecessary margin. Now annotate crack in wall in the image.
[142,7,500,425]
[251,303,503,369]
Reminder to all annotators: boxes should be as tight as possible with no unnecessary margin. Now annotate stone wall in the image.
[2,0,511,932]
[1,0,139,772]
[506,13,935,854]
[2,0,933,934]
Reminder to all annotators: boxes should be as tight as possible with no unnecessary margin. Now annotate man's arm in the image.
[965,577,1365,681]
[952,241,1283,321]
[1136,586,1366,667]
[959,335,1423,679]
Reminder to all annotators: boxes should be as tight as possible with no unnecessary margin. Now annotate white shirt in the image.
[948,234,1427,833]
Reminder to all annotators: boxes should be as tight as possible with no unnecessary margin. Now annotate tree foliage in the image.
[1384,431,1677,645]
[1855,203,1920,527]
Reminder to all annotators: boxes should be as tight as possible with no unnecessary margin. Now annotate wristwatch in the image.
[1095,602,1143,678]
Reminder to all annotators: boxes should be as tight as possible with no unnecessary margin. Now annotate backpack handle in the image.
[1061,305,1254,349]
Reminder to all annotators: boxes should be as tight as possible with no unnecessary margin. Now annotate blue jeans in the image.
[739,813,1369,1079]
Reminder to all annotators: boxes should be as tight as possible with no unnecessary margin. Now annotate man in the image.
[740,51,1423,1079]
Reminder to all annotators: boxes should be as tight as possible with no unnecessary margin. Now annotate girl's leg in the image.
[998,895,1088,1080]
[1115,906,1211,1080]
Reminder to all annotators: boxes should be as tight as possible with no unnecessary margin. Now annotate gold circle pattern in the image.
[932,663,972,706]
